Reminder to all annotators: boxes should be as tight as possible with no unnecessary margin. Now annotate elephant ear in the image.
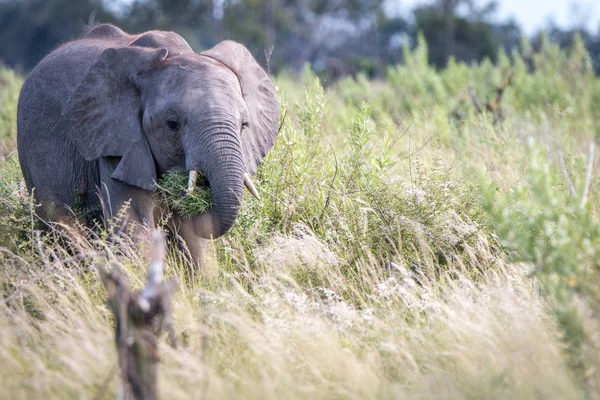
[62,46,168,190]
[201,41,279,176]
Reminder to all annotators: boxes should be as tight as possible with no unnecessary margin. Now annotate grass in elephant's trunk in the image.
[156,170,212,218]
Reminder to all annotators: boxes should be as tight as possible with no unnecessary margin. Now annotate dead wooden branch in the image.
[485,70,513,118]
[103,231,178,400]
[454,70,514,124]
[468,86,483,114]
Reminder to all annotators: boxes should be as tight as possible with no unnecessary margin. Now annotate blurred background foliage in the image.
[0,0,599,80]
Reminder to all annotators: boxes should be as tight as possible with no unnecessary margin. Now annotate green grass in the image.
[2,34,600,399]
[0,68,21,156]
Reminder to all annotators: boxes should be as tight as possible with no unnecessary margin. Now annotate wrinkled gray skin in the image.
[17,24,279,265]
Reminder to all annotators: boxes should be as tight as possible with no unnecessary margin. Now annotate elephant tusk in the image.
[243,173,260,200]
[187,170,198,194]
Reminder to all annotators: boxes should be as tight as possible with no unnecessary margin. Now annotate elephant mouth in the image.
[161,169,260,239]
[186,169,260,200]
[157,169,212,218]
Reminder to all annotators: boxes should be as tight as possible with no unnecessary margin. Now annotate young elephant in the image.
[17,24,279,265]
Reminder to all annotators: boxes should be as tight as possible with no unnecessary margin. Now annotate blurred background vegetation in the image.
[0,0,599,80]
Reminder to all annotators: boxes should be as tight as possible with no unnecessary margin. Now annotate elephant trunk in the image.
[186,119,245,239]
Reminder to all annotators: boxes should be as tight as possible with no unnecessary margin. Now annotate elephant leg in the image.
[36,196,93,253]
[99,157,157,243]
[172,217,209,268]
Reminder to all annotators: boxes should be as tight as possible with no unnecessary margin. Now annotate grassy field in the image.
[2,36,600,399]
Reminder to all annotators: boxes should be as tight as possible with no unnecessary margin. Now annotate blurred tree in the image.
[0,0,117,70]
[208,0,387,76]
[539,23,600,74]
[0,0,598,79]
[413,0,507,67]
[120,0,215,49]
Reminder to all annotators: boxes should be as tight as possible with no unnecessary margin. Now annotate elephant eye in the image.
[166,119,180,132]
[241,121,249,133]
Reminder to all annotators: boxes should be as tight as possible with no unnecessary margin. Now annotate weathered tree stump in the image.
[102,231,178,400]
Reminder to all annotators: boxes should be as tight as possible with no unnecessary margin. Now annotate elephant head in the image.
[62,42,278,238]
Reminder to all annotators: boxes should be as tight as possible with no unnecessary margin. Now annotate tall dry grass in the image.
[0,227,580,399]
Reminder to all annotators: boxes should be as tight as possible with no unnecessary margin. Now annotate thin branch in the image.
[319,143,339,221]
[557,149,578,198]
[260,186,293,209]
[278,108,288,134]
[264,46,274,75]
[399,137,432,161]
[580,140,595,209]
[468,85,483,114]
[488,69,513,113]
